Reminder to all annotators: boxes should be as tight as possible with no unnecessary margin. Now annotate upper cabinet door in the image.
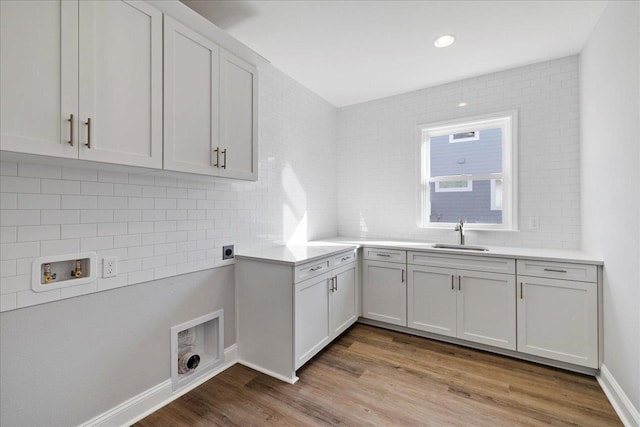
[219,50,258,181]
[78,0,162,168]
[0,0,78,158]
[163,16,220,175]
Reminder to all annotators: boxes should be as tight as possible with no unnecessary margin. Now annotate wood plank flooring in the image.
[136,324,621,426]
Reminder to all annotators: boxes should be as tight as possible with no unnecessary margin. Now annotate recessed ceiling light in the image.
[434,34,456,48]
[458,102,468,107]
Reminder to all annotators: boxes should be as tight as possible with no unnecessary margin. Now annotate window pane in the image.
[430,128,502,177]
[429,180,502,224]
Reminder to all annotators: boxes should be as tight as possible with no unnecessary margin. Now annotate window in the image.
[418,112,517,230]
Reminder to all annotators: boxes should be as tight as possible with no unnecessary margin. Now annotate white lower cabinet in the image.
[407,264,516,350]
[294,261,357,369]
[362,259,407,326]
[237,248,358,383]
[517,268,598,368]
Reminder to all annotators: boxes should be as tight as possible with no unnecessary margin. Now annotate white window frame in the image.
[490,179,503,211]
[435,180,473,192]
[417,111,518,231]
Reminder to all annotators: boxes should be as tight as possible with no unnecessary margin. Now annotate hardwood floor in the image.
[136,324,621,426]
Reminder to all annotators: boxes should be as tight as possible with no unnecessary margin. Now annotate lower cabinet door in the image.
[294,273,331,369]
[456,270,516,350]
[517,276,598,368]
[330,262,357,338]
[362,260,407,326]
[407,265,456,337]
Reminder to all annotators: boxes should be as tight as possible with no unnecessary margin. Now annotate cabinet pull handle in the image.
[520,282,523,299]
[458,275,462,291]
[341,256,350,261]
[376,253,391,257]
[310,265,323,272]
[451,275,454,290]
[401,269,405,283]
[84,118,91,148]
[543,268,567,273]
[213,147,219,167]
[221,149,227,169]
[334,276,338,291]
[67,114,74,146]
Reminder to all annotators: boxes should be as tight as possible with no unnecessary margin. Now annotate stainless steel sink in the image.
[433,243,489,251]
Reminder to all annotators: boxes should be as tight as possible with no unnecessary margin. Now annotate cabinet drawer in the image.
[363,248,406,263]
[295,257,331,283]
[408,251,515,274]
[333,249,357,269]
[517,260,597,283]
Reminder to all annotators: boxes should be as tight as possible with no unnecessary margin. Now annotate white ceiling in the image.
[182,1,607,107]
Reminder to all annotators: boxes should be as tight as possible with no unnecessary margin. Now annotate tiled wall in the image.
[336,56,581,249]
[0,64,338,312]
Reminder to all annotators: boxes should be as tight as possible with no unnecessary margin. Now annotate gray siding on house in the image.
[430,128,502,176]
[429,180,502,224]
[429,129,502,223]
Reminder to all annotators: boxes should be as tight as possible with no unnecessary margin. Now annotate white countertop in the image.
[235,237,603,266]
[236,242,357,266]
[317,237,604,265]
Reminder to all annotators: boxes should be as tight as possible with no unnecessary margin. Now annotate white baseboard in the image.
[80,345,238,427]
[237,358,298,384]
[597,364,640,427]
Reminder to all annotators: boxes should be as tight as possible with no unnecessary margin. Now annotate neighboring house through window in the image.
[418,112,518,230]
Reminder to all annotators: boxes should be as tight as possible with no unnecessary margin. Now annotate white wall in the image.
[337,56,581,249]
[580,0,640,418]
[0,64,337,312]
[0,64,338,426]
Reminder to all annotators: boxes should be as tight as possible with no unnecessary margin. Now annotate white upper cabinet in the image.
[163,15,220,175]
[1,0,162,168]
[1,0,78,158]
[219,50,258,180]
[78,0,162,168]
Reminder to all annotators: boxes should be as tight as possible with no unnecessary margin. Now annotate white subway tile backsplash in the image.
[81,236,113,251]
[114,210,141,222]
[98,170,128,184]
[17,225,60,242]
[81,210,113,224]
[1,227,16,243]
[1,176,40,193]
[97,196,128,210]
[1,241,39,260]
[18,163,61,179]
[41,179,81,195]
[128,222,154,234]
[41,239,79,257]
[17,194,60,210]
[114,234,141,248]
[0,274,31,293]
[128,197,154,210]
[128,245,154,259]
[81,181,113,196]
[0,161,18,176]
[61,167,97,182]
[97,222,127,236]
[114,183,142,197]
[61,224,97,239]
[61,195,98,209]
[128,269,153,285]
[41,210,80,225]
[1,260,17,277]
[1,193,17,209]
[142,185,166,198]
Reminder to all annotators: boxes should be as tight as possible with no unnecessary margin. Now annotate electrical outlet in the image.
[222,245,234,260]
[103,257,117,278]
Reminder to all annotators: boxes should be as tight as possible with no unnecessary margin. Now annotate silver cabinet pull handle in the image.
[84,118,91,148]
[341,256,350,261]
[221,149,227,169]
[310,265,323,272]
[334,276,338,291]
[213,147,219,167]
[543,268,567,273]
[68,114,74,146]
[401,269,405,283]
[520,282,524,299]
[451,275,454,290]
[458,275,462,291]
[376,253,391,257]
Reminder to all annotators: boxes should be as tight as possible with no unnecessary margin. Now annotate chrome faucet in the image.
[454,219,465,245]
